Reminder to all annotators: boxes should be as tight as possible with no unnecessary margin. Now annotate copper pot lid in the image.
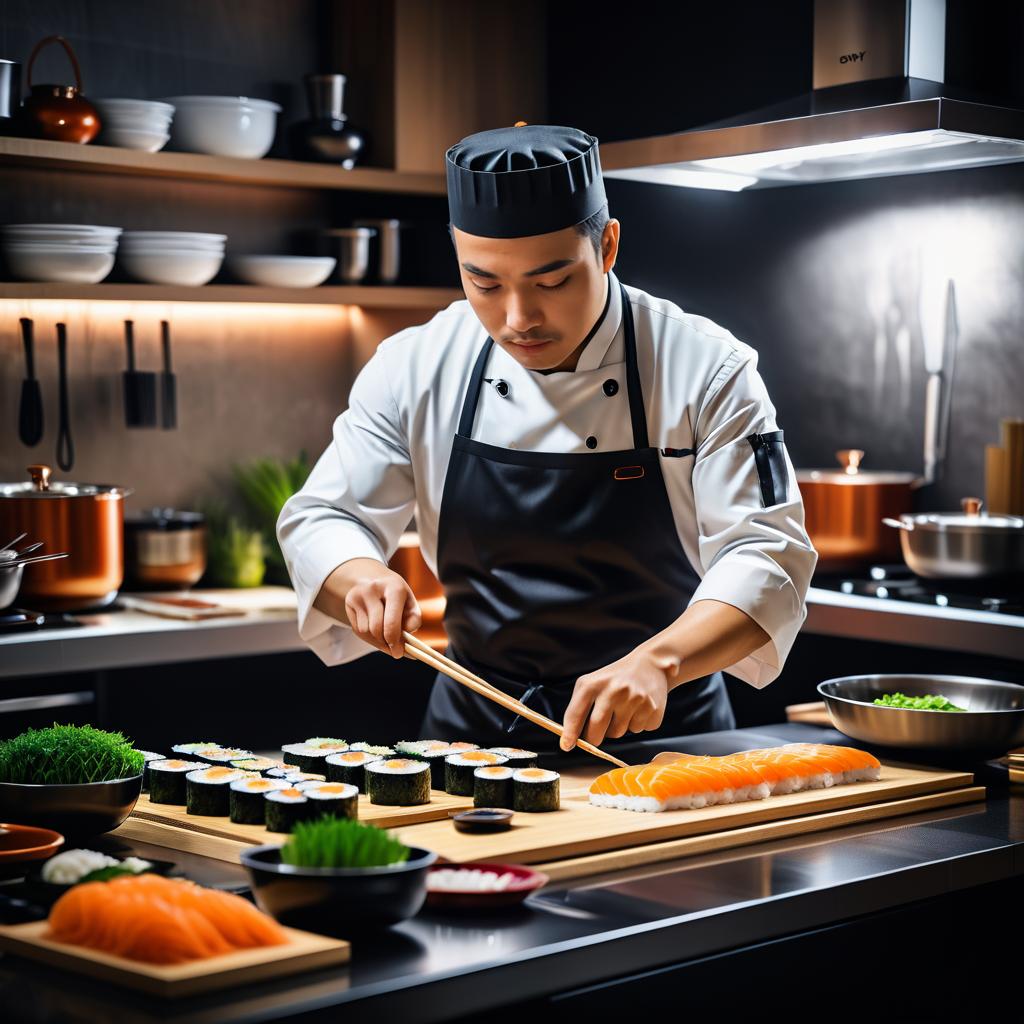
[796,449,917,485]
[895,497,1024,533]
[0,465,131,499]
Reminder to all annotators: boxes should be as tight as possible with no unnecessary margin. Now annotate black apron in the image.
[420,279,735,753]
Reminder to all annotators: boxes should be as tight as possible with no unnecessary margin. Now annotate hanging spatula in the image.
[18,317,43,446]
[159,319,177,429]
[122,319,157,428]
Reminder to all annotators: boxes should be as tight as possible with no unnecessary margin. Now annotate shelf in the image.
[0,282,464,308]
[0,136,447,195]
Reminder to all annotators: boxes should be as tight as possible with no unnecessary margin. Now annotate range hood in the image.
[601,0,1024,190]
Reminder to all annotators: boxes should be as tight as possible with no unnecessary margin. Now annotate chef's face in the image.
[452,219,620,372]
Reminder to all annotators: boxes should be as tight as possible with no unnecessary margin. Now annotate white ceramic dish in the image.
[97,128,170,152]
[94,98,175,116]
[3,247,115,283]
[120,231,226,245]
[162,95,281,159]
[228,255,336,288]
[2,224,122,236]
[2,241,117,253]
[118,249,223,286]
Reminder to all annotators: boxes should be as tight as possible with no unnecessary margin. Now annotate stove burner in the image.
[0,608,84,634]
[818,565,1024,615]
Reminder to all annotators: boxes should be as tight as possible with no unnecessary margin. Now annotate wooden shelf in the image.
[0,136,447,195]
[0,282,463,308]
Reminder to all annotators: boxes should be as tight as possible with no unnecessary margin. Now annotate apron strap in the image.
[619,281,650,450]
[457,279,650,449]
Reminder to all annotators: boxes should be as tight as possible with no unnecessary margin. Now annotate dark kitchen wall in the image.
[547,1,1024,509]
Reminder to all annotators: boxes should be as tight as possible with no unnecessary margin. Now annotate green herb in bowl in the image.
[281,816,410,869]
[873,692,968,712]
[0,724,145,784]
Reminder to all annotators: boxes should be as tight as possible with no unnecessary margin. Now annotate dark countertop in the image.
[2,722,1022,1022]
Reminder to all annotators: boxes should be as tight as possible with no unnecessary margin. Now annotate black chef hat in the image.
[446,123,606,239]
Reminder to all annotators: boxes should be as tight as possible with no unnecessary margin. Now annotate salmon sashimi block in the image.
[47,872,288,964]
[589,743,882,812]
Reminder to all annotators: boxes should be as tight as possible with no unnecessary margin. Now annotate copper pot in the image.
[21,35,100,144]
[0,465,130,611]
[796,450,917,571]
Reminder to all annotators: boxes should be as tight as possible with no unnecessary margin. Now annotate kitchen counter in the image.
[4,585,1023,681]
[2,723,1020,1022]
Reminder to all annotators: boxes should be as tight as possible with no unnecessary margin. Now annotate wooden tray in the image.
[0,921,349,998]
[129,788,473,846]
[393,762,977,868]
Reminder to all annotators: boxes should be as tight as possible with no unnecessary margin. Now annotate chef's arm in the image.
[559,599,767,750]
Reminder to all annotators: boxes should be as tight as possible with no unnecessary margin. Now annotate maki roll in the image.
[186,767,248,816]
[229,776,288,824]
[171,742,221,759]
[298,781,359,820]
[512,768,560,812]
[365,758,431,806]
[325,750,383,791]
[190,746,253,766]
[266,764,300,778]
[229,756,281,775]
[485,747,538,771]
[473,765,514,808]
[395,741,478,789]
[264,787,313,833]
[349,742,395,758]
[136,751,165,793]
[445,751,509,796]
[280,738,348,773]
[148,759,204,805]
[282,771,326,784]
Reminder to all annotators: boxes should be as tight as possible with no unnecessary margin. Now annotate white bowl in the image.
[3,241,117,253]
[119,249,223,286]
[2,223,122,236]
[228,255,337,288]
[3,247,115,283]
[121,231,227,245]
[98,128,170,152]
[161,95,280,159]
[94,98,175,116]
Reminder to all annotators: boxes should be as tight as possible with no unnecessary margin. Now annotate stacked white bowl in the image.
[1,223,121,283]
[162,96,281,159]
[118,231,226,286]
[94,99,175,152]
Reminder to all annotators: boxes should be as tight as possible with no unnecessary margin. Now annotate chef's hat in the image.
[446,123,606,239]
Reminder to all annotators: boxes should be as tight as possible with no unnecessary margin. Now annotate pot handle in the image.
[26,35,84,93]
[882,517,913,532]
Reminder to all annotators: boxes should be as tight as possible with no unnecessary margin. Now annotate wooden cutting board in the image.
[0,921,349,998]
[394,762,976,868]
[128,789,473,845]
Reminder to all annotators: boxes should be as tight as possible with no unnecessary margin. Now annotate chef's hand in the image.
[560,647,672,751]
[317,557,422,659]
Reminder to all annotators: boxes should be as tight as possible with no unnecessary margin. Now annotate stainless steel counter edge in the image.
[2,587,1022,679]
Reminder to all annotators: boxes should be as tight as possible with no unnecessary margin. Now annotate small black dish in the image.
[0,775,143,838]
[240,844,437,937]
[450,808,514,834]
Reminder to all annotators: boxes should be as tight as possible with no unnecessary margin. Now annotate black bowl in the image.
[0,775,143,838]
[240,844,437,936]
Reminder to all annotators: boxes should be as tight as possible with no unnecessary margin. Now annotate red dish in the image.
[0,823,64,879]
[425,862,549,910]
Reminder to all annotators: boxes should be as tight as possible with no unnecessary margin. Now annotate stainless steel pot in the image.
[0,550,23,609]
[818,673,1024,751]
[124,508,206,590]
[322,227,375,283]
[882,497,1024,579]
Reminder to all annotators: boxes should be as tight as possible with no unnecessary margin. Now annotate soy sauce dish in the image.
[425,862,548,910]
[450,808,514,833]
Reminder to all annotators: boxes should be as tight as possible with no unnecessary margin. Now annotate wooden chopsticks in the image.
[401,631,628,769]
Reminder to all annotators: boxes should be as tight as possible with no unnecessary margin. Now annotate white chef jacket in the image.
[277,268,818,687]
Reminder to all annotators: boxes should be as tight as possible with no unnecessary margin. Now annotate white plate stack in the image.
[118,231,227,286]
[1,223,122,283]
[94,99,175,152]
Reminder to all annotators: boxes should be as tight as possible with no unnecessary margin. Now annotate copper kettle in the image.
[21,35,100,144]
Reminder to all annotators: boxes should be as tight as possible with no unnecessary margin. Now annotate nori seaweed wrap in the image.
[229,776,288,824]
[324,750,383,791]
[148,759,203,805]
[186,767,247,816]
[473,765,514,808]
[264,787,313,832]
[512,768,560,812]
[445,751,509,796]
[365,758,431,806]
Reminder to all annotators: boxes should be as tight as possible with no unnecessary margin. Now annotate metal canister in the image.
[124,509,207,590]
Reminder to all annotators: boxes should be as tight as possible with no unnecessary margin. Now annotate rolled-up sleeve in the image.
[276,347,416,666]
[687,349,818,687]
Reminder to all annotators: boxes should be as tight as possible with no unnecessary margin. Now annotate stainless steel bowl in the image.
[818,674,1024,751]
[322,227,376,283]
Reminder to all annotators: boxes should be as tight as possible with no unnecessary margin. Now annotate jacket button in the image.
[586,435,598,449]
[603,379,619,396]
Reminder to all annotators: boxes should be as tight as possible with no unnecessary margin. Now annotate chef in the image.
[277,123,817,755]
